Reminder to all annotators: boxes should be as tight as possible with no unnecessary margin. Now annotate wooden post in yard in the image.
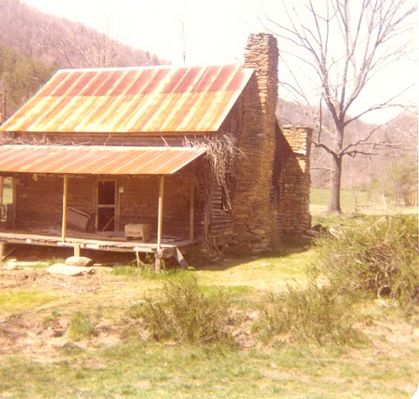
[189,185,194,241]
[61,175,68,242]
[155,176,165,272]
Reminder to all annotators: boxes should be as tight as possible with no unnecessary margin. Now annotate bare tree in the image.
[264,0,417,213]
[37,20,119,68]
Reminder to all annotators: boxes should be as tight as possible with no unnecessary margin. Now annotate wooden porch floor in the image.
[0,229,195,257]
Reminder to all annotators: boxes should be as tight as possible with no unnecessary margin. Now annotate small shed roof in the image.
[0,65,253,134]
[0,145,206,175]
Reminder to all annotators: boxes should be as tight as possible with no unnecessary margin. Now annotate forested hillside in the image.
[0,0,163,68]
[0,43,54,120]
[0,0,164,120]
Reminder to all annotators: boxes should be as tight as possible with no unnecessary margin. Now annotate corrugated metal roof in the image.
[0,65,253,134]
[0,145,206,175]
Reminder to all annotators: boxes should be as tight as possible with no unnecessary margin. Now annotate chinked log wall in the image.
[14,172,199,240]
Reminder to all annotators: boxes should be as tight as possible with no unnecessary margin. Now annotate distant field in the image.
[310,187,417,215]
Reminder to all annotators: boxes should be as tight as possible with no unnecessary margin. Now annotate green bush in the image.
[315,215,419,311]
[255,282,359,346]
[134,276,234,346]
[68,312,95,341]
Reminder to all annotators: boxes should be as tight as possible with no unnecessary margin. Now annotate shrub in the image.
[255,282,359,345]
[135,276,233,346]
[315,215,419,311]
[68,312,95,341]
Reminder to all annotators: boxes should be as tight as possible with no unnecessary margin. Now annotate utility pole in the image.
[0,89,6,124]
[180,0,187,65]
[181,20,186,65]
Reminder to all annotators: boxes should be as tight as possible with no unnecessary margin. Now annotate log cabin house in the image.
[0,33,312,268]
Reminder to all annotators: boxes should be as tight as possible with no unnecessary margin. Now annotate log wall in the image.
[14,169,204,240]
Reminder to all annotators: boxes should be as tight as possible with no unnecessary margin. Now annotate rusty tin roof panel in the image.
[0,65,253,134]
[0,145,206,175]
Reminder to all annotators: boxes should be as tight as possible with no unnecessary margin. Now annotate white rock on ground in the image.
[65,256,93,267]
[46,263,95,276]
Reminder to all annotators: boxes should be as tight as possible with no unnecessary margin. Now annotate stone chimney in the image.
[277,126,313,236]
[232,33,279,252]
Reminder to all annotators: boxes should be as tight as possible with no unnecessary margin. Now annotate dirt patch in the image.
[0,310,125,359]
[0,266,417,366]
[0,269,43,290]
[0,267,108,293]
[0,266,129,358]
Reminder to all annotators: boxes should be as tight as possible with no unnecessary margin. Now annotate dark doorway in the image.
[97,181,116,231]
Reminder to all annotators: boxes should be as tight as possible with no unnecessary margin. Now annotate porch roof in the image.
[0,145,206,175]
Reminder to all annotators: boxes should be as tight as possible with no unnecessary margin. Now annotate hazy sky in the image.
[22,0,417,123]
[23,0,264,65]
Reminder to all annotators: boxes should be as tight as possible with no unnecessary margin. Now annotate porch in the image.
[0,144,206,270]
[0,229,194,265]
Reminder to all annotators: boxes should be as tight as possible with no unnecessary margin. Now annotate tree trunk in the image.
[328,155,342,213]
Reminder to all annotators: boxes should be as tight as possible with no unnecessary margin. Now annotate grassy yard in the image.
[1,336,417,399]
[0,228,417,398]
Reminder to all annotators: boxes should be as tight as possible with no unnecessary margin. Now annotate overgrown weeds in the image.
[68,312,95,341]
[255,282,360,346]
[255,215,417,346]
[129,276,234,346]
[315,215,419,312]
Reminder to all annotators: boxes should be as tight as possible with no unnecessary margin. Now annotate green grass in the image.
[111,244,314,297]
[68,312,96,341]
[0,290,58,313]
[0,341,416,398]
[195,246,314,293]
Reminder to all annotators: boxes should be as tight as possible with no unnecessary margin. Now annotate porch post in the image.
[61,175,68,242]
[156,175,165,272]
[0,242,5,262]
[189,184,194,241]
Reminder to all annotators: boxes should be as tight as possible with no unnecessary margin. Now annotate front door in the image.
[97,180,116,232]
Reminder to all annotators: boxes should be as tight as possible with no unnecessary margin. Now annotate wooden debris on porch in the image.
[175,248,188,268]
[67,207,91,231]
[124,223,151,241]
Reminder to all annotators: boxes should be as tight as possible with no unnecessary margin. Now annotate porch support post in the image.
[73,244,80,257]
[189,185,194,241]
[0,242,5,262]
[155,175,165,272]
[61,175,68,242]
